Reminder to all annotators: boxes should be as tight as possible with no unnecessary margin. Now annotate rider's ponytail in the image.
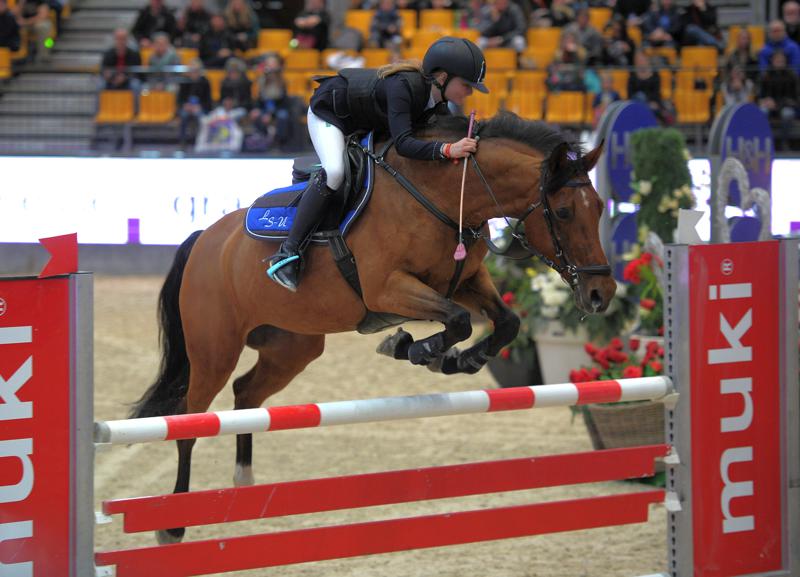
[377,60,424,79]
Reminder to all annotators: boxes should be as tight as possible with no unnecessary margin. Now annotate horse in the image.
[130,112,616,544]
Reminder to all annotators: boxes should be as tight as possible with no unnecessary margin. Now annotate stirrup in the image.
[266,250,301,292]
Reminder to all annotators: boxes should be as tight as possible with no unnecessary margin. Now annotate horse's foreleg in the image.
[437,265,520,375]
[372,271,472,366]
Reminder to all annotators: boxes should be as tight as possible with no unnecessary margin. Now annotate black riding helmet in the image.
[423,37,489,100]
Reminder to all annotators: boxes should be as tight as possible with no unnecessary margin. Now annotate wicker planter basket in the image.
[581,400,665,471]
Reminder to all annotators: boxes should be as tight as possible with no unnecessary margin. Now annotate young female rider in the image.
[267,36,488,292]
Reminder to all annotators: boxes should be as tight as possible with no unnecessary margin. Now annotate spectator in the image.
[783,0,800,46]
[219,57,251,109]
[641,0,681,48]
[16,0,53,62]
[0,0,21,52]
[679,0,723,50]
[224,0,258,52]
[100,28,142,90]
[177,0,211,48]
[199,13,235,68]
[564,7,603,64]
[246,53,298,151]
[628,50,674,124]
[613,0,649,26]
[292,0,330,50]
[724,27,758,81]
[759,20,800,75]
[195,94,246,152]
[477,0,526,52]
[145,31,180,90]
[758,49,799,120]
[458,0,484,30]
[546,29,586,91]
[177,58,213,146]
[369,0,403,49]
[601,15,635,66]
[720,64,753,105]
[132,0,178,48]
[531,0,575,28]
[592,71,621,127]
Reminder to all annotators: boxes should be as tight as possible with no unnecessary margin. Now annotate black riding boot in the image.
[267,171,335,292]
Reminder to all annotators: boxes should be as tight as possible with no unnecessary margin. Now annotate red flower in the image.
[623,260,642,284]
[640,298,657,310]
[657,347,664,357]
[570,368,592,383]
[623,365,643,378]
[610,337,624,350]
[584,343,597,356]
[588,367,601,380]
[501,291,514,305]
[607,350,629,364]
[658,325,664,336]
[646,340,660,354]
[641,252,653,264]
[649,360,663,373]
[628,338,640,351]
[500,348,510,360]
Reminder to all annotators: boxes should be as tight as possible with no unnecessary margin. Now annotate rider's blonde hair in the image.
[376,60,424,79]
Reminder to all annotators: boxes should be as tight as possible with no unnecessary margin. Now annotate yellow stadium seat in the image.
[510,69,546,95]
[402,46,427,62]
[588,7,612,32]
[674,90,711,124]
[680,46,718,72]
[258,28,292,51]
[411,29,444,49]
[596,68,629,98]
[283,71,310,97]
[522,28,560,69]
[483,48,517,70]
[284,48,320,70]
[545,91,586,124]
[464,91,502,120]
[140,47,153,66]
[644,46,677,66]
[504,90,544,120]
[177,48,199,65]
[399,9,417,41]
[451,28,479,43]
[726,25,766,55]
[659,68,673,100]
[674,69,713,95]
[11,29,27,62]
[344,10,374,41]
[136,90,176,123]
[361,48,390,68]
[627,25,642,46]
[205,69,225,102]
[419,9,454,32]
[95,90,135,124]
[0,47,11,81]
[482,73,510,97]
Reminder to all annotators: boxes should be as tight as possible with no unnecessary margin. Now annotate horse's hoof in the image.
[156,528,185,545]
[426,348,460,373]
[408,334,445,366]
[376,328,413,359]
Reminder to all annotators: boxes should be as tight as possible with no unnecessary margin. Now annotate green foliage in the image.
[629,127,695,243]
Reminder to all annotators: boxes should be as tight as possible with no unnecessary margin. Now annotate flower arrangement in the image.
[629,127,696,244]
[622,251,664,335]
[569,337,665,383]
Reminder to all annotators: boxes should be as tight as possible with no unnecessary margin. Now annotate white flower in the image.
[542,286,569,307]
[615,281,627,297]
[540,305,560,319]
[639,180,652,195]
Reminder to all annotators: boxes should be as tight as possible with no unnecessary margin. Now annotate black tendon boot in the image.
[267,171,335,292]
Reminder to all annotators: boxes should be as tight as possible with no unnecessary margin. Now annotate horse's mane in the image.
[416,111,580,157]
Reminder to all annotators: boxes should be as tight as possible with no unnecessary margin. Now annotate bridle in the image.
[362,137,612,295]
[473,156,612,290]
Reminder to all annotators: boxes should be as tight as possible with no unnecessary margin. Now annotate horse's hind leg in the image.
[158,323,245,545]
[233,327,326,487]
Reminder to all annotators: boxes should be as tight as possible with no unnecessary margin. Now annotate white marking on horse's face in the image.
[581,187,590,209]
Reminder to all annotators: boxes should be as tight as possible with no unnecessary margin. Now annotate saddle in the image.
[244,132,375,244]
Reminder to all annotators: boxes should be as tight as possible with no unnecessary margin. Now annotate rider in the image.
[267,36,488,292]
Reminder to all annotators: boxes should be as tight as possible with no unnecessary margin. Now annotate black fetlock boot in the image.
[267,170,335,292]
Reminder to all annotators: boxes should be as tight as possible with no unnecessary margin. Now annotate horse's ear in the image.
[582,140,604,172]
[547,142,571,175]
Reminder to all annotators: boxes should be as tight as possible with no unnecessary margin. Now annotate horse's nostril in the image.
[590,289,603,311]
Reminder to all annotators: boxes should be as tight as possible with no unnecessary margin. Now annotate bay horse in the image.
[131,112,616,544]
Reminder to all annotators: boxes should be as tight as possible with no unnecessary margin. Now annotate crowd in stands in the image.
[0,0,64,63]
[91,0,800,152]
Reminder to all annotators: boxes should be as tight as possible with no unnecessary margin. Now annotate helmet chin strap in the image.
[432,74,452,104]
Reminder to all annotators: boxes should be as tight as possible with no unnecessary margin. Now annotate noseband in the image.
[474,157,612,290]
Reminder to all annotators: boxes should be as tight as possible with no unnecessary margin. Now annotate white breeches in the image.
[307,108,347,190]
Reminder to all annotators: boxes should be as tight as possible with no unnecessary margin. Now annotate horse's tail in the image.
[129,230,203,419]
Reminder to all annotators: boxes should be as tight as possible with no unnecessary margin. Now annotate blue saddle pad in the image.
[244,133,375,243]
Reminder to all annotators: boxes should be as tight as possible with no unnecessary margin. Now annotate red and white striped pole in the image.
[94,376,673,445]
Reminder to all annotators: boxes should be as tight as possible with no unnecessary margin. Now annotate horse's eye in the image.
[555,207,571,220]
